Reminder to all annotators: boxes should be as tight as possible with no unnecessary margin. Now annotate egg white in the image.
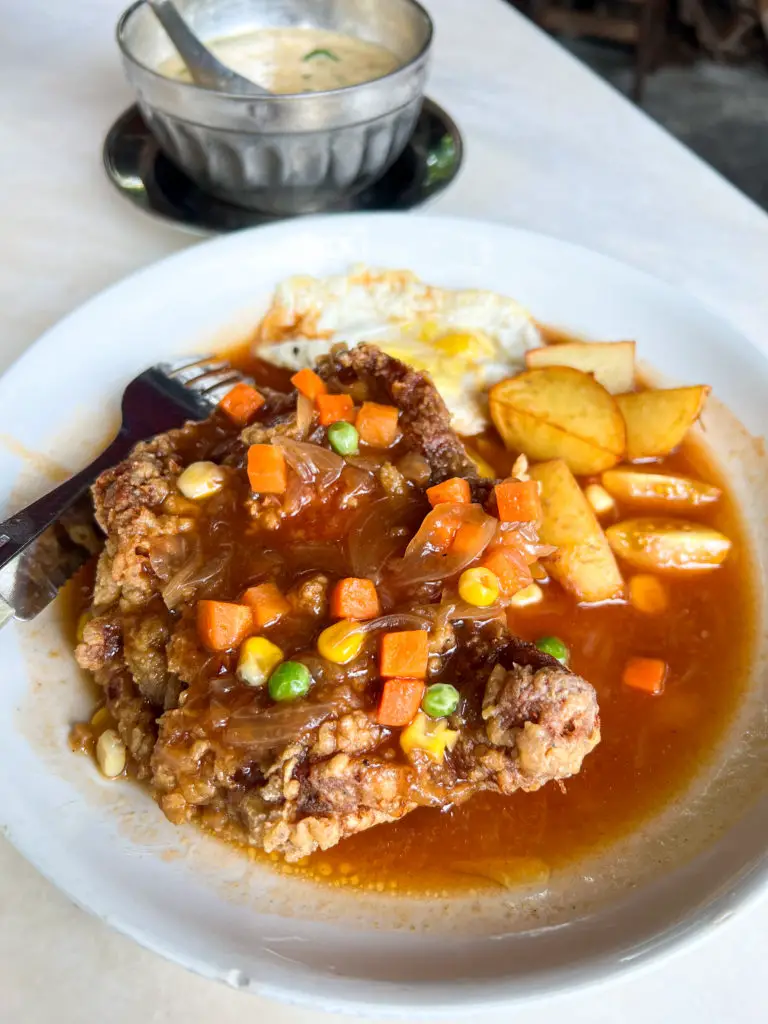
[256,266,541,435]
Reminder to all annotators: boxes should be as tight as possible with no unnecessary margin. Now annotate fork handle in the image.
[0,432,134,573]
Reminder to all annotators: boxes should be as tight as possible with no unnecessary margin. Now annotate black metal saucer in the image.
[103,98,463,235]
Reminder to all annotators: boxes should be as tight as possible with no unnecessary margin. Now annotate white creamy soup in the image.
[158,26,401,93]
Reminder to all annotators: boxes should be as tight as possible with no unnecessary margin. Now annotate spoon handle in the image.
[147,0,269,95]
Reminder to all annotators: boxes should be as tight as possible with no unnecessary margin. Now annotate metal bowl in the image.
[117,0,433,214]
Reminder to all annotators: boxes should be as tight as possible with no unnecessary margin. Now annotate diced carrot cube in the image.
[495,479,542,523]
[219,382,265,426]
[316,393,355,427]
[628,574,669,615]
[426,477,471,508]
[414,505,490,555]
[291,368,327,402]
[481,547,532,596]
[380,630,429,679]
[241,582,290,629]
[330,577,381,620]
[247,444,287,494]
[356,402,399,447]
[622,656,667,695]
[197,600,253,652]
[377,678,424,727]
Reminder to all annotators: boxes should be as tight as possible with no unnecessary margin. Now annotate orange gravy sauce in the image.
[293,443,754,894]
[223,336,755,895]
[68,337,755,896]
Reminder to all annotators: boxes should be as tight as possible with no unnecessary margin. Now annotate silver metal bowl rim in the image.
[116,0,434,103]
[101,97,464,235]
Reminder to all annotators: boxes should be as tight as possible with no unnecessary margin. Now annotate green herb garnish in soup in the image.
[303,48,340,62]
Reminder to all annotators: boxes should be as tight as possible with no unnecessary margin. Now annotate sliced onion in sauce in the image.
[208,674,239,698]
[281,468,315,518]
[293,654,373,691]
[284,543,351,576]
[241,548,285,583]
[295,393,315,439]
[207,699,231,730]
[393,503,497,585]
[346,454,387,474]
[347,496,424,581]
[161,546,232,609]
[440,597,506,625]
[359,612,432,634]
[148,534,192,582]
[190,652,228,687]
[339,470,376,512]
[490,521,557,564]
[273,436,344,488]
[404,597,504,635]
[223,701,338,752]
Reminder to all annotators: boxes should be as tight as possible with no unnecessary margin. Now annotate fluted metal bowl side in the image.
[116,0,433,214]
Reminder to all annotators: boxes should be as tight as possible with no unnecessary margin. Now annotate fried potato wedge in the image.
[616,386,710,461]
[490,367,626,476]
[602,469,720,509]
[529,459,624,603]
[606,517,731,573]
[525,341,635,394]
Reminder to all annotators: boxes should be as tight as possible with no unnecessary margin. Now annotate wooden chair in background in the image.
[526,0,668,102]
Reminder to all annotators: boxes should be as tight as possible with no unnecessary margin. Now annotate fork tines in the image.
[161,355,247,403]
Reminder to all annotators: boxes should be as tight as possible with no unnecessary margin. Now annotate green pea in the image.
[268,661,312,702]
[535,636,569,665]
[422,683,460,719]
[327,420,359,456]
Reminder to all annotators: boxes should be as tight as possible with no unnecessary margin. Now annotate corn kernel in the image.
[458,567,500,607]
[509,583,544,608]
[90,706,110,730]
[400,712,459,763]
[177,461,227,500]
[629,574,669,615]
[584,483,615,516]
[237,637,284,687]
[96,728,126,779]
[317,620,365,664]
[76,610,92,644]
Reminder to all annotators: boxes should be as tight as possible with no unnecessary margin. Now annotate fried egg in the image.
[256,266,541,435]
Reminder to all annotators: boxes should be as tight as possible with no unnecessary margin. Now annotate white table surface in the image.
[3,1,768,1020]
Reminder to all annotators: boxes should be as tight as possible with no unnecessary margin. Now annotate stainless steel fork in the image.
[0,356,247,625]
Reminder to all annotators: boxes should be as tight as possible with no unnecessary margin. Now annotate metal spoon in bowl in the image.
[147,0,271,96]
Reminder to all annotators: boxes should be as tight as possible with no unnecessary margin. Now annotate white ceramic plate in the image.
[1,214,767,1015]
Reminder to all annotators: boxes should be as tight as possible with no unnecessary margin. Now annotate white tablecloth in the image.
[2,1,768,1020]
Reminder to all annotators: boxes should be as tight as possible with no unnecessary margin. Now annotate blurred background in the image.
[511,0,768,209]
